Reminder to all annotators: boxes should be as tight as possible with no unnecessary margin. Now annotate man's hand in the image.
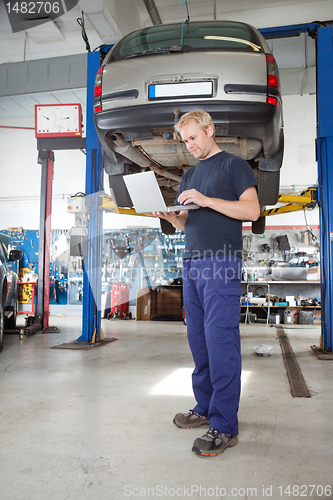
[177,189,209,207]
[150,210,188,231]
[178,186,260,221]
[151,211,178,223]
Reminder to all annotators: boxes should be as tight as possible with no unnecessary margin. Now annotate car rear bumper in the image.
[94,100,282,161]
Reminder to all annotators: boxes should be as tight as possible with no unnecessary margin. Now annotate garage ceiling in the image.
[0,0,332,120]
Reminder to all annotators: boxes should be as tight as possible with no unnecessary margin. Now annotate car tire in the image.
[257,170,280,206]
[252,216,266,235]
[0,298,4,352]
[108,174,133,208]
[5,300,17,330]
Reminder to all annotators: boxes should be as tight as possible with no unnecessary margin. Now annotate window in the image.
[107,21,263,62]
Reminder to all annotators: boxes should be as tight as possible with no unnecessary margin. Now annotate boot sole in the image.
[192,435,238,456]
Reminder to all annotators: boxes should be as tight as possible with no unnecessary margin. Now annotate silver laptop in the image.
[123,171,199,214]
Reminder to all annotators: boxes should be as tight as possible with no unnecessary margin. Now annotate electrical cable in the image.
[77,11,91,52]
[185,0,190,22]
[303,209,318,243]
[180,0,190,47]
[93,44,104,52]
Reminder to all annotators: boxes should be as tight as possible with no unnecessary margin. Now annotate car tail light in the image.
[94,65,105,113]
[266,54,280,108]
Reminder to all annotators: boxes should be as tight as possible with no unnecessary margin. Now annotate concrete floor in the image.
[0,317,332,500]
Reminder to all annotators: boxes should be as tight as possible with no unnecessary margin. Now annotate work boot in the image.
[173,409,209,429]
[192,428,238,456]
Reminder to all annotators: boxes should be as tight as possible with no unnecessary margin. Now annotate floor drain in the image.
[277,326,311,398]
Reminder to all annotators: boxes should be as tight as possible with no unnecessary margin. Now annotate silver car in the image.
[0,233,22,352]
[94,20,283,233]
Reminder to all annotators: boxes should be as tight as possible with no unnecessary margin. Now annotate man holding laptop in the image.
[153,110,260,456]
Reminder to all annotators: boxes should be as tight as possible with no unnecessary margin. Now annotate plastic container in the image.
[284,309,294,325]
[299,310,314,324]
[271,314,281,325]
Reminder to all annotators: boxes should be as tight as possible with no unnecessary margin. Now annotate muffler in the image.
[109,133,182,183]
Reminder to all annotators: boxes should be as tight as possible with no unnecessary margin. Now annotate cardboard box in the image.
[136,288,157,320]
[307,266,319,281]
[286,295,296,307]
[156,286,182,318]
[136,286,182,320]
[313,309,321,324]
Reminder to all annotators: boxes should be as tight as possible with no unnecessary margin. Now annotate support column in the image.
[36,150,54,329]
[76,51,103,343]
[317,25,333,352]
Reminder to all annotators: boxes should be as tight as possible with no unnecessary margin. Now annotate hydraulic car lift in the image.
[79,23,333,354]
[316,25,333,355]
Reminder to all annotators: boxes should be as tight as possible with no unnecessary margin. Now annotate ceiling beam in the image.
[143,0,162,25]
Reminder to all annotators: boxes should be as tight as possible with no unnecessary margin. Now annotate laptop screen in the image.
[123,171,168,213]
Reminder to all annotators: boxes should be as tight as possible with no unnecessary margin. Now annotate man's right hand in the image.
[151,211,177,222]
[150,211,188,231]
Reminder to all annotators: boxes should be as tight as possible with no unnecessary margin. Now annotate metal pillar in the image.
[317,25,333,353]
[259,21,333,352]
[36,150,54,329]
[76,51,104,343]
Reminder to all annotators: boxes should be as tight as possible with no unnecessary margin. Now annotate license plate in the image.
[148,81,213,100]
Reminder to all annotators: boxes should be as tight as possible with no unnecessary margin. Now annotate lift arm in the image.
[100,194,146,216]
[100,188,319,219]
[260,187,318,217]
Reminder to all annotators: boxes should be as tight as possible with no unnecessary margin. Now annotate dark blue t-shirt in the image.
[177,151,257,260]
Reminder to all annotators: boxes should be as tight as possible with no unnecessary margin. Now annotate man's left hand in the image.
[177,189,209,207]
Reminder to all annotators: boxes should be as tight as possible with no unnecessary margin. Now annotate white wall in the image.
[0,116,160,231]
[281,94,317,189]
[0,116,85,229]
[263,93,319,229]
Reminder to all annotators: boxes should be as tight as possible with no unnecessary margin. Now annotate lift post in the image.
[317,25,333,353]
[76,51,104,344]
[36,149,54,330]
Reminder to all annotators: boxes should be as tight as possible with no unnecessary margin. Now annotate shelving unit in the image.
[244,282,271,324]
[240,280,321,325]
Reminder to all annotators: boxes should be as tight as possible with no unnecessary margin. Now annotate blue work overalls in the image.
[183,255,242,435]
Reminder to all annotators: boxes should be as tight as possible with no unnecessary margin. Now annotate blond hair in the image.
[174,110,215,137]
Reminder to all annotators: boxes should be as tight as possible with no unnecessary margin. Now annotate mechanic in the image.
[153,110,260,456]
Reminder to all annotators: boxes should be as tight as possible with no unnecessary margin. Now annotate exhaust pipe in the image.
[109,133,182,183]
[109,133,151,168]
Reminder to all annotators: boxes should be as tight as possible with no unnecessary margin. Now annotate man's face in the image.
[179,121,214,160]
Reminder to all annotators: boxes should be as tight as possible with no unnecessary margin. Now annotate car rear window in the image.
[107,21,263,62]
